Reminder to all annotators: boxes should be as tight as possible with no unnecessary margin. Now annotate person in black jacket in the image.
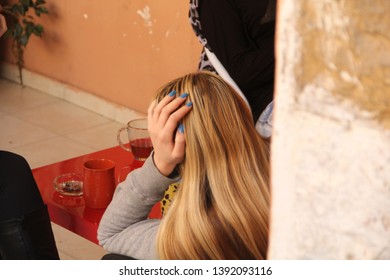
[0,151,59,259]
[189,0,276,138]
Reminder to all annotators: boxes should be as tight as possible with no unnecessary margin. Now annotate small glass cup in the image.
[53,173,84,196]
[117,118,153,161]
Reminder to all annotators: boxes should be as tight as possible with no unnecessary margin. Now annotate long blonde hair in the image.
[155,71,270,259]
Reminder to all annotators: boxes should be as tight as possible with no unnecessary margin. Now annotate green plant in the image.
[2,0,48,85]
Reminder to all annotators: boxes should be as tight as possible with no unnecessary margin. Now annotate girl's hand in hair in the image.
[148,91,193,177]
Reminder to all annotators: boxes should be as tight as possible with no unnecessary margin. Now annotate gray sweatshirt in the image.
[97,155,180,259]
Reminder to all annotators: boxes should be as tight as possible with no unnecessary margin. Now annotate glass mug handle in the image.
[117,127,131,152]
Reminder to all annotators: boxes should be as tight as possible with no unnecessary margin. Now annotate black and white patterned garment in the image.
[188,0,276,138]
[188,0,276,73]
[188,0,216,72]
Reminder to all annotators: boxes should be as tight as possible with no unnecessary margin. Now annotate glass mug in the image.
[117,118,153,161]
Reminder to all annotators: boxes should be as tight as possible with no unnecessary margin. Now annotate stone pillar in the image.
[269,0,390,259]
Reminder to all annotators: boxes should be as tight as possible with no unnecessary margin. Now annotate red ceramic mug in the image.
[83,159,116,209]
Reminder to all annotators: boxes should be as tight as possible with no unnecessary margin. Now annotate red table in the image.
[32,146,162,245]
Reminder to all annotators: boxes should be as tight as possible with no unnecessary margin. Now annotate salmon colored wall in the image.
[1,0,201,113]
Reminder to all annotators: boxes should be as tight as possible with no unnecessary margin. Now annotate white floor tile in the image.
[0,114,57,149]
[0,79,59,114]
[9,136,95,169]
[65,122,123,151]
[52,223,107,260]
[17,101,111,135]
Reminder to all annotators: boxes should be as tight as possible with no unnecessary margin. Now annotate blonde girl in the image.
[98,71,270,260]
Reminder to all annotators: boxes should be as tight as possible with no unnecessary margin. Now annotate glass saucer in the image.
[53,173,83,196]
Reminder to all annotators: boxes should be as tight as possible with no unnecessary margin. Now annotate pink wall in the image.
[1,0,201,113]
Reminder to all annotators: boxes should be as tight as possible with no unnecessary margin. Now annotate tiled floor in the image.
[0,78,126,259]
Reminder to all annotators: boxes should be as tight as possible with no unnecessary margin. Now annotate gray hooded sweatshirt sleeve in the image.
[97,155,180,259]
